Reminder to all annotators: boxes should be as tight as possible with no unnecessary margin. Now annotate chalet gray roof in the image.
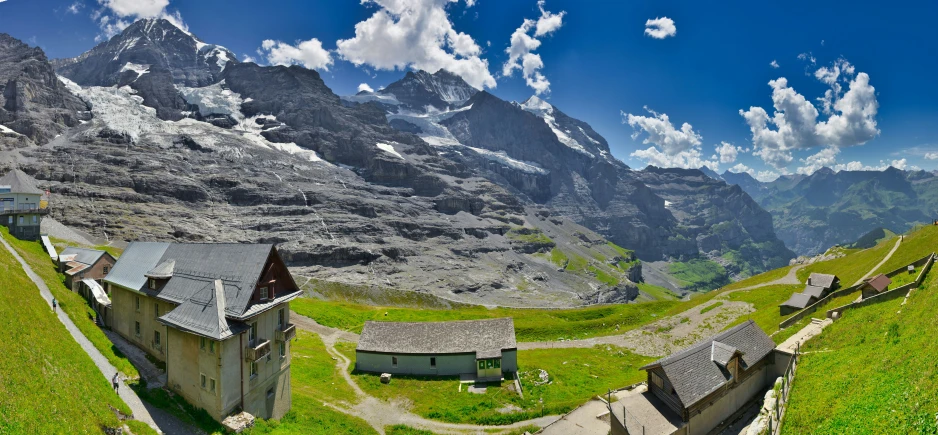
[105,242,299,330]
[59,247,109,266]
[159,279,249,340]
[357,318,517,357]
[801,285,826,300]
[710,341,741,367]
[864,274,891,292]
[146,259,175,279]
[780,292,815,309]
[639,320,775,408]
[0,169,43,195]
[808,273,838,289]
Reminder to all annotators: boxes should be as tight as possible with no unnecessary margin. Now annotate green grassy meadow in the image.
[1,230,139,378]
[0,232,132,433]
[782,273,938,434]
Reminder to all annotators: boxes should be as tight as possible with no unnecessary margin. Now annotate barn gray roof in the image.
[808,273,838,289]
[0,169,43,195]
[639,320,776,408]
[710,341,741,367]
[59,247,110,266]
[107,242,300,339]
[779,292,815,309]
[801,285,826,300]
[357,318,517,357]
[146,259,175,279]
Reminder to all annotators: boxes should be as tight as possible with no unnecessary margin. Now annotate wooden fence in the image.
[767,342,800,435]
[826,253,934,319]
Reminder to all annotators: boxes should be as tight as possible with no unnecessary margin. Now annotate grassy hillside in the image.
[782,272,937,434]
[796,237,898,286]
[872,224,938,275]
[0,236,132,433]
[1,230,139,378]
[292,297,680,342]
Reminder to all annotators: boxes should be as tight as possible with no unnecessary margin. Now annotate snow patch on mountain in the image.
[376,142,405,160]
[120,62,150,77]
[521,96,594,157]
[386,105,471,147]
[178,81,243,118]
[466,146,547,174]
[578,126,601,145]
[57,75,83,94]
[0,124,23,136]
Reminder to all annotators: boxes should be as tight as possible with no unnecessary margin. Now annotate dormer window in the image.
[260,285,270,301]
[148,278,157,290]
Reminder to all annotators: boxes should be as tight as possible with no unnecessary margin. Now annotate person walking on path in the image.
[112,372,120,393]
[52,297,57,313]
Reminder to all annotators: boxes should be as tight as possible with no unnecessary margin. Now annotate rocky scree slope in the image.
[1,27,642,307]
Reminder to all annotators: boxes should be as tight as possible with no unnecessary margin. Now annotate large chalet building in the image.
[105,242,300,422]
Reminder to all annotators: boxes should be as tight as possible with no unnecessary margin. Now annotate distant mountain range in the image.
[0,18,796,304]
[706,167,938,255]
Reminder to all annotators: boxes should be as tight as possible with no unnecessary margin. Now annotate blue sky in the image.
[2,0,937,179]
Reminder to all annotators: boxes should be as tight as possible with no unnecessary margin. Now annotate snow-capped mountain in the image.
[379,69,479,111]
[54,18,237,120]
[519,95,612,161]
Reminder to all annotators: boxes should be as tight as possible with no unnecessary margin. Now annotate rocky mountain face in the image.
[0,25,650,307]
[0,34,89,146]
[718,167,938,255]
[636,167,795,276]
[0,17,797,304]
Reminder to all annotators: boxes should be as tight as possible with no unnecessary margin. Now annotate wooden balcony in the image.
[275,324,296,342]
[245,339,271,362]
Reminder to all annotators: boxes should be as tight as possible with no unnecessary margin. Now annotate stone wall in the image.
[826,253,934,319]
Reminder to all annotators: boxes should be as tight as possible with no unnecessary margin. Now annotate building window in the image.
[200,374,206,389]
[154,303,160,318]
[277,308,285,328]
[392,357,398,367]
[32,215,37,224]
[267,387,274,399]
[200,337,206,350]
[135,296,140,312]
[134,321,140,336]
[6,216,10,225]
[260,285,269,301]
[103,266,110,275]
[478,360,485,371]
[279,341,286,358]
[210,340,215,354]
[430,357,436,368]
[154,331,161,346]
[494,359,501,369]
[148,278,157,290]
[249,323,257,344]
[650,372,664,389]
[210,378,216,393]
[18,216,23,225]
[250,362,258,378]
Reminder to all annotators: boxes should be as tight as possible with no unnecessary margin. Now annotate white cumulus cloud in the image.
[796,147,839,175]
[93,0,188,41]
[624,107,718,170]
[715,141,744,164]
[755,170,780,182]
[739,57,879,170]
[358,83,374,93]
[336,0,495,90]
[259,38,334,71]
[729,163,754,175]
[644,17,676,39]
[67,2,83,14]
[770,60,779,69]
[925,152,938,160]
[98,0,167,18]
[502,0,565,95]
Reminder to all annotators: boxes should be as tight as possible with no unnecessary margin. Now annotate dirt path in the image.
[0,236,198,435]
[854,237,902,286]
[776,318,832,354]
[291,313,558,434]
[722,264,806,295]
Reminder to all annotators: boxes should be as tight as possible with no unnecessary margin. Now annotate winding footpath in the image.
[0,237,197,435]
[853,237,902,286]
[291,313,558,434]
